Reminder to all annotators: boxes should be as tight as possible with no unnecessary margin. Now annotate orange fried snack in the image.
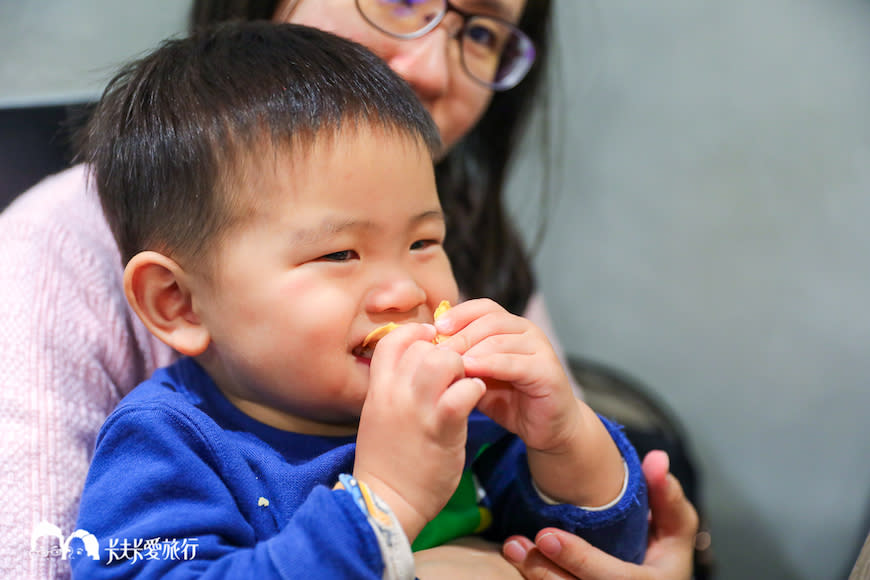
[361,322,400,349]
[432,300,451,344]
[361,300,452,352]
[433,300,451,320]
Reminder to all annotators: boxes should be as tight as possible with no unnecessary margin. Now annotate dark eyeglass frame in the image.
[355,0,537,91]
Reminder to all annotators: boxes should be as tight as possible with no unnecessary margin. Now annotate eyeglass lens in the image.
[356,0,535,90]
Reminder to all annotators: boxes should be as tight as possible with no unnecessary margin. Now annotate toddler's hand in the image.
[353,323,486,541]
[434,299,580,453]
[437,299,626,507]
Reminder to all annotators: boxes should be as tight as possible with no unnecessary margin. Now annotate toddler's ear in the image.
[123,251,210,356]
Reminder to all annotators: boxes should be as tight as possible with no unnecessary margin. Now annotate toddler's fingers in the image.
[434,299,526,353]
[436,377,486,427]
[433,298,502,336]
[461,350,531,385]
[370,323,436,360]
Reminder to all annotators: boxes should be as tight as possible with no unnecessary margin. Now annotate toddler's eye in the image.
[319,250,358,262]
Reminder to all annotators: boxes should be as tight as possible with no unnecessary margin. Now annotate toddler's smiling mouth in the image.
[353,322,400,360]
[352,301,452,360]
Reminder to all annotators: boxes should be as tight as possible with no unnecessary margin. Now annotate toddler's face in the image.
[190,127,458,434]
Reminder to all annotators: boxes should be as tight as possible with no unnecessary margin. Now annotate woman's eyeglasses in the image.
[355,0,536,91]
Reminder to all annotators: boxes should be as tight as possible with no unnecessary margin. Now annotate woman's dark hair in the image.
[189,0,554,315]
[77,22,441,266]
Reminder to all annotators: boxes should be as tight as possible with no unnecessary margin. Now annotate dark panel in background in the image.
[0,103,91,210]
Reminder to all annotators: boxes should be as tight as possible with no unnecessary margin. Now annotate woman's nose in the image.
[365,274,428,315]
[387,30,451,102]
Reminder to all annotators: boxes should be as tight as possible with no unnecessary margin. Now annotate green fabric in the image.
[411,468,488,551]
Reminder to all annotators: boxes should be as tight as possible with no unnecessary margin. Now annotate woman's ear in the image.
[124,251,211,356]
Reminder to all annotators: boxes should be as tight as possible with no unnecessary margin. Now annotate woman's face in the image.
[276,0,528,152]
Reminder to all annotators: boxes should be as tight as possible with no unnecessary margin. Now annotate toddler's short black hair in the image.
[78,21,441,265]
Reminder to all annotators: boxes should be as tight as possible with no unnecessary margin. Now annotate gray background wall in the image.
[2,1,869,579]
[0,1,188,107]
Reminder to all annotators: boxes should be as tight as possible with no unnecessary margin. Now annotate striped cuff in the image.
[335,474,415,580]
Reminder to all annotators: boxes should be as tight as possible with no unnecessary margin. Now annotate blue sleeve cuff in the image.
[480,414,649,564]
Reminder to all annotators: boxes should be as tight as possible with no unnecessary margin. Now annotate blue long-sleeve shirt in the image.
[73,357,647,579]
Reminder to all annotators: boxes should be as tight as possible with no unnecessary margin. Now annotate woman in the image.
[0,1,696,578]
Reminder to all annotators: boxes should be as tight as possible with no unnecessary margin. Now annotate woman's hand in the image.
[502,450,699,580]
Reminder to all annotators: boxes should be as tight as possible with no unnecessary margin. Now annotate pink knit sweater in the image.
[0,166,176,579]
[0,165,576,579]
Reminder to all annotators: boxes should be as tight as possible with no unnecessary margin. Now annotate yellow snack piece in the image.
[433,300,451,343]
[434,300,451,320]
[361,322,400,348]
[361,301,452,350]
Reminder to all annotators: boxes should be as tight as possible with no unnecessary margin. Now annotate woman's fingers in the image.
[503,534,580,580]
[643,450,699,538]
[500,452,699,580]
[505,528,655,580]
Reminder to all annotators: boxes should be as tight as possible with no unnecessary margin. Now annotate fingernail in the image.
[503,540,527,563]
[537,532,561,557]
